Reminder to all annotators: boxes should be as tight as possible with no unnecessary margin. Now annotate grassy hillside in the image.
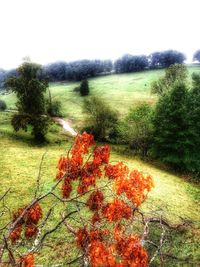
[0,112,200,265]
[2,65,200,128]
[0,66,200,265]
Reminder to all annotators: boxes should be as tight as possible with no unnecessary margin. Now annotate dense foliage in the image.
[152,82,190,170]
[119,103,153,157]
[40,59,113,82]
[83,96,118,141]
[0,99,7,111]
[6,62,50,141]
[151,64,188,95]
[46,99,62,117]
[149,50,186,69]
[80,79,90,96]
[114,54,148,73]
[152,74,200,173]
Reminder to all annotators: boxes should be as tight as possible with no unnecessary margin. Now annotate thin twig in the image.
[34,151,47,198]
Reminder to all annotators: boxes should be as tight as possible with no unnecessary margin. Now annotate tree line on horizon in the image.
[1,49,200,89]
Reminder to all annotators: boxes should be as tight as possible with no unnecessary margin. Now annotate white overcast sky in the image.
[0,0,199,69]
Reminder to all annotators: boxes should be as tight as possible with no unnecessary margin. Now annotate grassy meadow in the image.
[1,65,200,265]
[2,64,200,127]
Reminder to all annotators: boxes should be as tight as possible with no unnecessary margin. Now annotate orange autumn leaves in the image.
[56,132,152,205]
[55,133,153,267]
[56,132,110,196]
[19,253,34,267]
[9,204,42,266]
[10,203,42,243]
[76,228,148,267]
[9,132,153,267]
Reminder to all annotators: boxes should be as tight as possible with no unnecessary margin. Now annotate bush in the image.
[83,96,118,141]
[80,79,89,96]
[118,103,153,157]
[0,99,7,111]
[46,99,62,117]
[151,64,188,95]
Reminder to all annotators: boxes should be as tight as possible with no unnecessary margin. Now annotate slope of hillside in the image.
[2,65,200,127]
[0,129,200,265]
[1,63,200,265]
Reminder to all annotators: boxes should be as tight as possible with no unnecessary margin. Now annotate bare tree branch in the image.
[34,151,47,198]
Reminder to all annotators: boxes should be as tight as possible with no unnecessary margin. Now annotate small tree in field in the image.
[6,62,50,142]
[80,79,89,96]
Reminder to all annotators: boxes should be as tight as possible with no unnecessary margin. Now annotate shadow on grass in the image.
[0,127,70,148]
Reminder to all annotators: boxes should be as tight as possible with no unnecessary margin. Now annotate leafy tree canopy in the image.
[6,62,50,141]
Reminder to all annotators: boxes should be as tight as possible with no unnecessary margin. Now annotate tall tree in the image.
[186,73,200,171]
[149,50,186,69]
[6,62,50,141]
[152,82,191,171]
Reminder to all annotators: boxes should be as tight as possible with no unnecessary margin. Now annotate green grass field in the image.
[1,66,200,265]
[2,64,200,128]
[0,117,200,265]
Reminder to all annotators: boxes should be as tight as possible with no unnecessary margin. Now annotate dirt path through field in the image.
[53,117,77,136]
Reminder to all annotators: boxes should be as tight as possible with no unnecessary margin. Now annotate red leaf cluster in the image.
[87,190,104,211]
[91,212,101,224]
[76,228,147,267]
[114,169,153,206]
[117,235,148,267]
[88,240,117,267]
[76,227,89,248]
[105,162,129,180]
[19,253,34,267]
[62,177,72,198]
[102,198,132,222]
[56,132,110,198]
[93,145,110,165]
[71,132,94,165]
[71,133,152,266]
[10,203,42,243]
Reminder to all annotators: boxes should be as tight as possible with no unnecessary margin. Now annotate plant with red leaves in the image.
[6,132,153,267]
[10,203,42,243]
[19,253,34,267]
[55,132,153,266]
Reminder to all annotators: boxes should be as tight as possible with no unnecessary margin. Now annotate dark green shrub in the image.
[80,79,89,96]
[83,96,118,141]
[0,99,7,111]
[152,81,199,172]
[47,99,62,117]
